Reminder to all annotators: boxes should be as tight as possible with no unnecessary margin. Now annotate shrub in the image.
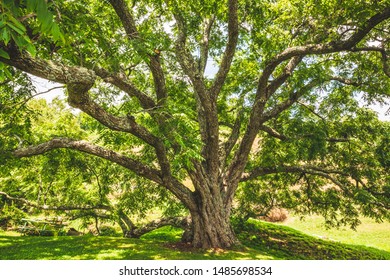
[99,225,117,236]
[0,203,26,229]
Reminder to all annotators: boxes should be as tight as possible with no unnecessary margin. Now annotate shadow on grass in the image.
[0,221,389,260]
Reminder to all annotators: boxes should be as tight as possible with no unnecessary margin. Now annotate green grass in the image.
[280,215,390,252]
[239,219,390,260]
[0,219,389,260]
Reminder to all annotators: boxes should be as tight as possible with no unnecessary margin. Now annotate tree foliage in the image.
[0,0,389,248]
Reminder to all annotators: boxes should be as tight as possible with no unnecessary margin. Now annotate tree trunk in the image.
[185,198,237,248]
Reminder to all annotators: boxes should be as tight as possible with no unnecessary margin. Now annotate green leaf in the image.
[0,48,10,59]
[26,0,39,12]
[26,43,36,57]
[11,33,28,48]
[6,22,25,35]
[1,28,11,45]
[51,23,65,43]
[8,16,27,33]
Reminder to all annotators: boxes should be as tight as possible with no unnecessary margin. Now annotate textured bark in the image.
[189,200,237,248]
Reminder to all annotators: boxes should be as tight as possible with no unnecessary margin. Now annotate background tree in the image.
[0,0,389,248]
[0,97,185,236]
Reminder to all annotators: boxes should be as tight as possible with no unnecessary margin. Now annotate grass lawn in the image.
[0,219,389,260]
[281,215,390,252]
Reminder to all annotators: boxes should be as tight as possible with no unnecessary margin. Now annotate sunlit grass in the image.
[0,219,389,260]
[281,215,390,252]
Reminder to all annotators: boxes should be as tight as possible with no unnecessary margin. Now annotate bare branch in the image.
[297,101,327,123]
[329,76,362,86]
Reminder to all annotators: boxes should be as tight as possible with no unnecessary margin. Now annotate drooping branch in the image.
[1,44,180,190]
[12,138,165,185]
[0,191,110,211]
[11,138,196,210]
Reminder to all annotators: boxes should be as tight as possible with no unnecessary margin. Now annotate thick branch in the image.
[267,56,304,95]
[209,0,239,98]
[12,138,196,210]
[0,47,96,88]
[224,8,390,201]
[95,68,156,109]
[12,138,164,185]
[0,191,110,211]
[108,0,167,105]
[198,16,215,74]
[67,86,161,145]
[267,8,390,68]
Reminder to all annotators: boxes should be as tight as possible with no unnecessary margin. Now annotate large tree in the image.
[0,0,389,248]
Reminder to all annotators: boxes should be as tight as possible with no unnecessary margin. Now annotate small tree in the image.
[1,0,389,248]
